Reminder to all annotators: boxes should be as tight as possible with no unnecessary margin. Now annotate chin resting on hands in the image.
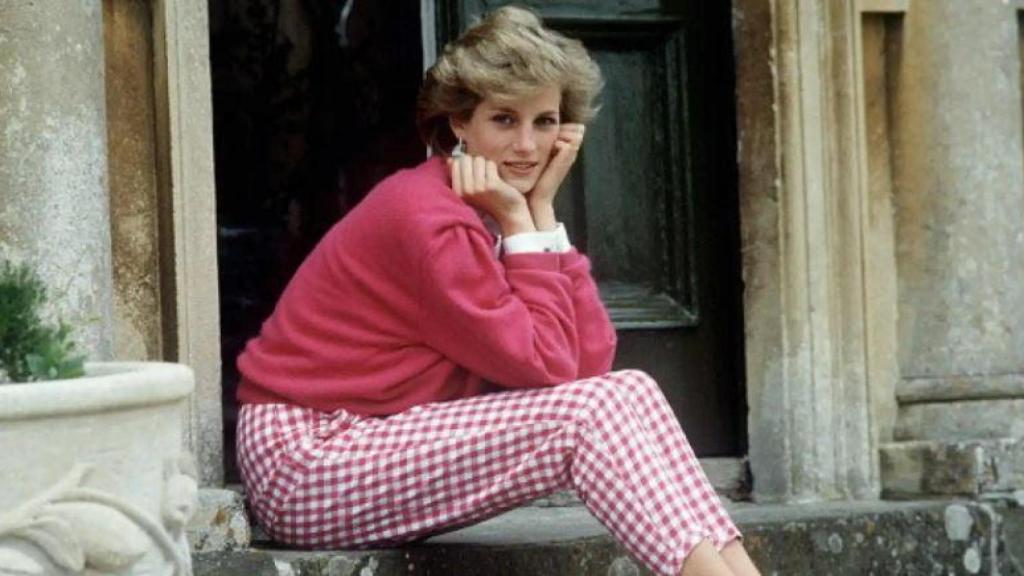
[448,154,535,236]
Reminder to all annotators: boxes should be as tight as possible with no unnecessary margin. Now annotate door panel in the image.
[574,31,696,330]
[438,0,745,455]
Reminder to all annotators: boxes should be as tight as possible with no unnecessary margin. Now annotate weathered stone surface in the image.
[898,373,1024,404]
[733,0,881,504]
[270,536,642,576]
[1003,503,1024,572]
[740,501,1010,575]
[226,500,1022,575]
[193,550,278,576]
[895,399,1024,441]
[882,0,1024,499]
[881,438,1024,498]
[0,0,113,358]
[104,0,163,362]
[188,488,251,552]
[154,0,224,488]
[733,0,791,504]
[893,0,1024,381]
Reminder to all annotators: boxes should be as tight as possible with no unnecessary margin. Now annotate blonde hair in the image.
[416,5,603,154]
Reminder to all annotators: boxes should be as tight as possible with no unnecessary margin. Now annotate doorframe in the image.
[152,0,224,487]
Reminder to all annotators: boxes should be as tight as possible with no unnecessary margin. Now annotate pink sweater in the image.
[236,156,617,415]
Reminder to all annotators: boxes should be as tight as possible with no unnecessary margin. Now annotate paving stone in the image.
[193,550,278,576]
[739,500,1012,575]
[188,487,252,552]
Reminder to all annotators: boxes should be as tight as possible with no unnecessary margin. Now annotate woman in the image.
[236,6,760,576]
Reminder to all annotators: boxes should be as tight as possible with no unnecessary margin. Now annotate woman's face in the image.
[451,85,562,194]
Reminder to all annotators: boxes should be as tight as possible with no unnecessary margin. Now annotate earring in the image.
[452,137,465,158]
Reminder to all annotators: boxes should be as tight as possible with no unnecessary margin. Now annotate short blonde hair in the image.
[416,6,603,154]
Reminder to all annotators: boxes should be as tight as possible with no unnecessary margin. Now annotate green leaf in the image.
[0,261,87,383]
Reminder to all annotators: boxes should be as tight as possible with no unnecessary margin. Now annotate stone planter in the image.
[0,362,197,575]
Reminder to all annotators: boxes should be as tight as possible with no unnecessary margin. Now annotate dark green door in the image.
[437,0,746,456]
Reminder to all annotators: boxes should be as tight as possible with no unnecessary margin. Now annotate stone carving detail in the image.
[0,459,197,576]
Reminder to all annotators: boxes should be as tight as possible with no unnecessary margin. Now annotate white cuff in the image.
[502,223,572,254]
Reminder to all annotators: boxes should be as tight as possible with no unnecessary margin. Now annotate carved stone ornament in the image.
[0,458,197,576]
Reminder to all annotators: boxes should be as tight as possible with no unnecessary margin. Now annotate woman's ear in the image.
[448,117,465,141]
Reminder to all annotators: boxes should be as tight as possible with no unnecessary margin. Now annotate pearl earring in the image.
[452,137,465,158]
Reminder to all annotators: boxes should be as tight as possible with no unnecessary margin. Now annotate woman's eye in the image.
[536,116,559,127]
[492,115,515,126]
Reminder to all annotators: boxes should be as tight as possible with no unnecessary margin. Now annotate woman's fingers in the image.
[452,154,519,201]
[530,137,580,204]
[473,155,487,193]
[450,157,462,196]
[486,159,518,195]
[486,159,501,188]
[459,155,474,195]
[559,123,585,144]
[551,139,578,167]
[558,129,583,149]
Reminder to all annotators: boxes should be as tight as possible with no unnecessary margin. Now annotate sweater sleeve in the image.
[417,223,580,388]
[560,250,618,377]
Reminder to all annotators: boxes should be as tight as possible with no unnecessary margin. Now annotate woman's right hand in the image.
[449,155,536,236]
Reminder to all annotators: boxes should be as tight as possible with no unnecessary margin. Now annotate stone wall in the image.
[734,0,1024,501]
[105,0,164,362]
[0,2,114,360]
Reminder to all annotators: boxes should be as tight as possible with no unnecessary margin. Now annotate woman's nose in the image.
[512,127,537,153]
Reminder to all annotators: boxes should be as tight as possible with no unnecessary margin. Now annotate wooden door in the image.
[437,0,746,455]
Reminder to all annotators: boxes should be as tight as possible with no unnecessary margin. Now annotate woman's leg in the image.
[720,540,761,576]
[682,540,735,576]
[608,370,743,551]
[236,371,737,576]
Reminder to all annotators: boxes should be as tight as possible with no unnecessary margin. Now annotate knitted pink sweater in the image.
[236,156,617,415]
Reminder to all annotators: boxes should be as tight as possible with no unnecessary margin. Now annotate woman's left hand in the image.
[529,123,585,210]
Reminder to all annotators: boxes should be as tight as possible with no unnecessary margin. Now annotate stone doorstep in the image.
[193,499,1024,576]
[188,488,252,553]
[880,437,1024,498]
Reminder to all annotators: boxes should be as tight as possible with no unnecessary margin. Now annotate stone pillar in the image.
[881,0,1024,497]
[0,1,113,358]
[735,0,879,502]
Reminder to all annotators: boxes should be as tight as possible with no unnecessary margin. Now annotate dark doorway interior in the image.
[210,0,424,481]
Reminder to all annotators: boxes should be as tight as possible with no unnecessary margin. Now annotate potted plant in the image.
[0,261,198,576]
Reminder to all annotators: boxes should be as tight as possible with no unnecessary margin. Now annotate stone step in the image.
[881,437,1024,497]
[193,498,1024,575]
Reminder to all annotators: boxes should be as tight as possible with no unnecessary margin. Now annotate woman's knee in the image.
[559,371,669,428]
[611,368,657,384]
[561,375,634,417]
[605,369,664,399]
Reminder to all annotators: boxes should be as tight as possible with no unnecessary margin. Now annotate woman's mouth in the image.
[503,161,538,176]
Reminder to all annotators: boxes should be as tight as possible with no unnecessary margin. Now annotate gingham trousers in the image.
[236,369,740,576]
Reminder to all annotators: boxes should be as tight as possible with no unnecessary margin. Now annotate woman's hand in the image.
[528,123,585,231]
[450,155,536,236]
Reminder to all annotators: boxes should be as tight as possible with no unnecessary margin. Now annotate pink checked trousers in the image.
[236,369,740,576]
